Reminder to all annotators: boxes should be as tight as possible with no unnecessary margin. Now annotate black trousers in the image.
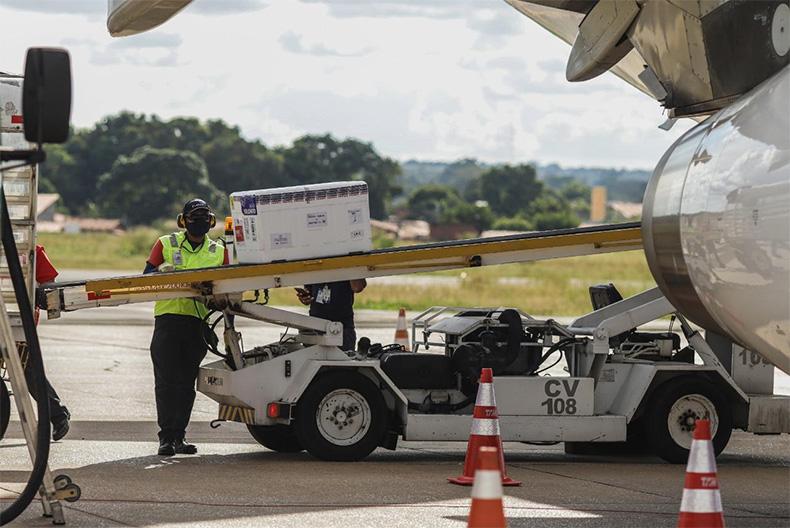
[24,357,69,424]
[150,314,207,442]
[342,327,357,352]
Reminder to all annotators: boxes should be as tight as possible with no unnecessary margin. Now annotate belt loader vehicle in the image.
[41,224,790,464]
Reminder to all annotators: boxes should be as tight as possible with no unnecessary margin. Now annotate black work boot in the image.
[158,439,175,456]
[51,412,70,442]
[173,439,198,455]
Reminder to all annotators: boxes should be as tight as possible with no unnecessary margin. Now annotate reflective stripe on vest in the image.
[154,231,225,319]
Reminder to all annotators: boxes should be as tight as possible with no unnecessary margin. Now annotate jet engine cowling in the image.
[642,66,790,373]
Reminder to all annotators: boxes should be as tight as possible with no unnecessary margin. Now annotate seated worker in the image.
[144,198,228,456]
[25,244,70,441]
[296,280,367,351]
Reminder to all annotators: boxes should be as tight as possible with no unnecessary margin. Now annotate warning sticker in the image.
[307,212,327,228]
[271,233,292,248]
[240,196,257,216]
[234,223,245,242]
[243,217,257,242]
[348,208,362,224]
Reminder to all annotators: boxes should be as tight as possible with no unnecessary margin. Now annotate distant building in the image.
[36,193,60,222]
[398,220,431,241]
[35,194,125,234]
[608,201,642,219]
[590,186,607,223]
[480,229,526,238]
[61,215,125,234]
[370,219,399,237]
[430,223,477,241]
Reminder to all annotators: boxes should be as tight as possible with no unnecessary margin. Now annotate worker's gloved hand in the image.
[295,287,313,306]
[158,263,175,273]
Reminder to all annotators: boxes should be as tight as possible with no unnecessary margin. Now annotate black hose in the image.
[530,338,576,376]
[0,189,51,526]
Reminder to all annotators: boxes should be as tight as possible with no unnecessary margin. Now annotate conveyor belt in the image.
[45,222,642,315]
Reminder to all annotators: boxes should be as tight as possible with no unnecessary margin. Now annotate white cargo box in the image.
[230,181,373,264]
[0,75,24,133]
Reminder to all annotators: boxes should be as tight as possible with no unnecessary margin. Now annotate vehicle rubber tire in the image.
[645,377,732,464]
[295,370,387,461]
[1,377,9,440]
[247,424,303,453]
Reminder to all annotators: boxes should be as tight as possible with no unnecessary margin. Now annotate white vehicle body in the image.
[191,287,788,463]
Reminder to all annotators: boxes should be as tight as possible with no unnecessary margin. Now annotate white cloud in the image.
[0,0,102,14]
[279,31,372,57]
[187,0,268,15]
[300,0,492,19]
[0,0,693,169]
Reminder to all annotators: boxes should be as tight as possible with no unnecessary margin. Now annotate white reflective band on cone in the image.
[687,439,716,473]
[471,470,503,499]
[680,489,723,513]
[471,418,501,436]
[476,384,496,407]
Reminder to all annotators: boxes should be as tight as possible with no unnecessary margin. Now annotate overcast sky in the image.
[0,0,693,169]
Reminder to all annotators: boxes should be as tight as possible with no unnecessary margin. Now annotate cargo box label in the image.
[243,217,257,242]
[271,232,292,248]
[307,212,327,228]
[350,229,364,240]
[348,208,362,224]
[240,196,257,216]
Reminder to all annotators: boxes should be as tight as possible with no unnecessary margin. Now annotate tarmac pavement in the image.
[1,308,789,527]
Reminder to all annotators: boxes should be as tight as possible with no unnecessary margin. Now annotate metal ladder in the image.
[1,75,74,523]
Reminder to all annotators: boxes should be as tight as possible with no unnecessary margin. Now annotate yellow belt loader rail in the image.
[44,222,642,317]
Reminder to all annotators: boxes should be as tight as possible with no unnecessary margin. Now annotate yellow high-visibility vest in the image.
[153,231,224,319]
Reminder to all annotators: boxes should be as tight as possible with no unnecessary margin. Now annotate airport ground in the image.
[2,303,789,527]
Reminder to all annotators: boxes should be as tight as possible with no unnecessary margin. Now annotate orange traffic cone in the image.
[449,368,521,486]
[394,308,410,351]
[677,419,725,528]
[467,446,507,528]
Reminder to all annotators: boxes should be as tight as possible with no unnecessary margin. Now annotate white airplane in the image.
[106,0,790,374]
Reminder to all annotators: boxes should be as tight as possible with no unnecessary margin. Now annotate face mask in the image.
[186,217,211,237]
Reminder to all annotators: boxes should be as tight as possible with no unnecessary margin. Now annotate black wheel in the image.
[295,371,388,461]
[60,482,81,503]
[645,377,732,464]
[54,474,72,489]
[247,424,304,453]
[1,377,10,441]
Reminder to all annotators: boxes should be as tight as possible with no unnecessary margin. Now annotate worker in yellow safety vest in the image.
[144,199,228,456]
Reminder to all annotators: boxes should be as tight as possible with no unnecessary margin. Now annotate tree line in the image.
[42,112,400,225]
[400,162,595,232]
[41,112,602,232]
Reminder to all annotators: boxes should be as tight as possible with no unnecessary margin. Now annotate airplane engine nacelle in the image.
[642,66,790,374]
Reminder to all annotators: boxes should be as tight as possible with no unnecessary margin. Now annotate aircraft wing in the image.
[504,0,655,99]
[107,0,194,37]
[506,0,789,118]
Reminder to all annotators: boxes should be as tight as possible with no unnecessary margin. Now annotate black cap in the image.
[182,198,211,216]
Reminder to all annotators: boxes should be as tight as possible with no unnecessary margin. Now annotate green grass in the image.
[38,227,227,270]
[39,231,655,315]
[264,250,655,315]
